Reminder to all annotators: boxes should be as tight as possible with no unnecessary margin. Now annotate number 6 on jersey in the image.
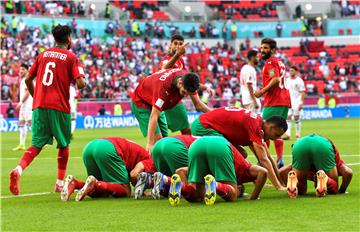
[42,62,56,86]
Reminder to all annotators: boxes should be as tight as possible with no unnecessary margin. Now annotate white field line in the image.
[0,192,52,199]
[347,162,360,166]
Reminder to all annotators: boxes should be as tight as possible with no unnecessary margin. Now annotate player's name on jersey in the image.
[43,51,67,60]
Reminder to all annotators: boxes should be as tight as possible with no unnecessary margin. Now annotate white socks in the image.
[71,119,76,134]
[16,165,23,176]
[19,125,27,146]
[56,179,64,186]
[295,120,301,137]
[286,120,291,137]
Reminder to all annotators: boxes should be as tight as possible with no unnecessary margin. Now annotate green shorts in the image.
[262,106,289,120]
[292,134,336,172]
[152,137,189,176]
[82,139,129,184]
[164,103,189,132]
[188,136,237,184]
[130,101,168,137]
[190,118,223,137]
[32,108,71,148]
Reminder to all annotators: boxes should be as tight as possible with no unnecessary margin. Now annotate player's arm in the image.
[250,143,285,190]
[262,142,284,185]
[247,83,259,109]
[24,72,36,97]
[162,42,189,69]
[190,94,211,113]
[298,90,305,110]
[76,77,86,89]
[254,77,281,98]
[16,89,30,111]
[338,164,353,193]
[249,165,267,200]
[147,106,162,153]
[129,161,145,186]
[199,84,215,98]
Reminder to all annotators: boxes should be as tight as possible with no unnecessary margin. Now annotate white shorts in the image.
[19,110,32,121]
[243,101,261,114]
[288,105,302,116]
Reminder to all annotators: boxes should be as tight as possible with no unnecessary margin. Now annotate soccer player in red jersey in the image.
[160,35,213,135]
[60,137,155,201]
[191,106,287,191]
[131,68,207,153]
[169,136,268,206]
[9,25,86,195]
[279,135,353,198]
[254,38,291,169]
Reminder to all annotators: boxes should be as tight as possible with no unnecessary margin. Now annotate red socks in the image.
[74,179,85,189]
[274,139,284,161]
[327,177,338,194]
[181,184,198,202]
[95,181,130,197]
[19,146,41,170]
[57,147,69,181]
[216,182,234,201]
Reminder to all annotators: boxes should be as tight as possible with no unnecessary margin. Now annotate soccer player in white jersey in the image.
[69,84,77,139]
[240,49,261,114]
[13,64,33,151]
[283,66,305,140]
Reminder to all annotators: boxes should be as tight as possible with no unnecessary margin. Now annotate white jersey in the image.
[19,78,33,111]
[240,64,258,105]
[286,76,305,106]
[69,86,76,114]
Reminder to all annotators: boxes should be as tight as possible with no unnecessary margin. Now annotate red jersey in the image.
[231,145,255,184]
[29,48,85,113]
[131,68,188,111]
[199,107,264,146]
[105,137,154,173]
[173,135,198,148]
[160,53,187,70]
[261,56,291,107]
[327,138,345,170]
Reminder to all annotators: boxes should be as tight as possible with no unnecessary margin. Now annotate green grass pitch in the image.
[1,118,359,231]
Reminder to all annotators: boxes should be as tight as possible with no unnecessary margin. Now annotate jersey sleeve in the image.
[71,57,85,80]
[152,80,170,111]
[266,61,280,79]
[28,56,39,77]
[298,79,306,92]
[248,118,264,145]
[243,67,253,84]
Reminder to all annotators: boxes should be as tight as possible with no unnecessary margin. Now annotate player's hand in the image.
[175,42,189,56]
[298,104,303,111]
[254,89,263,98]
[206,86,215,98]
[15,103,22,111]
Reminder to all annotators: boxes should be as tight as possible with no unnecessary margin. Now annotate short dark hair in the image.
[171,34,184,43]
[52,24,72,44]
[261,38,277,49]
[247,49,258,59]
[20,63,29,70]
[290,66,298,71]
[182,73,200,93]
[266,116,288,131]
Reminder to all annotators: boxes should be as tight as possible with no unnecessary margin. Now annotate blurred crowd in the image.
[1,16,359,104]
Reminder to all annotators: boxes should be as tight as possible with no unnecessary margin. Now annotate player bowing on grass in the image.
[279,134,353,198]
[169,136,268,206]
[160,35,213,135]
[131,68,208,153]
[134,135,198,199]
[191,106,287,191]
[254,38,291,169]
[9,25,86,195]
[61,137,155,201]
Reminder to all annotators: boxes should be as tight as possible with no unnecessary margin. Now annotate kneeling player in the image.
[168,136,267,206]
[61,137,154,201]
[279,134,353,198]
[134,135,197,199]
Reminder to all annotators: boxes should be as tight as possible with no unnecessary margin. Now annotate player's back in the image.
[30,47,83,113]
[240,64,257,105]
[199,107,264,146]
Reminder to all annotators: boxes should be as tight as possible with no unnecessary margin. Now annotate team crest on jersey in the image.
[269,69,275,77]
